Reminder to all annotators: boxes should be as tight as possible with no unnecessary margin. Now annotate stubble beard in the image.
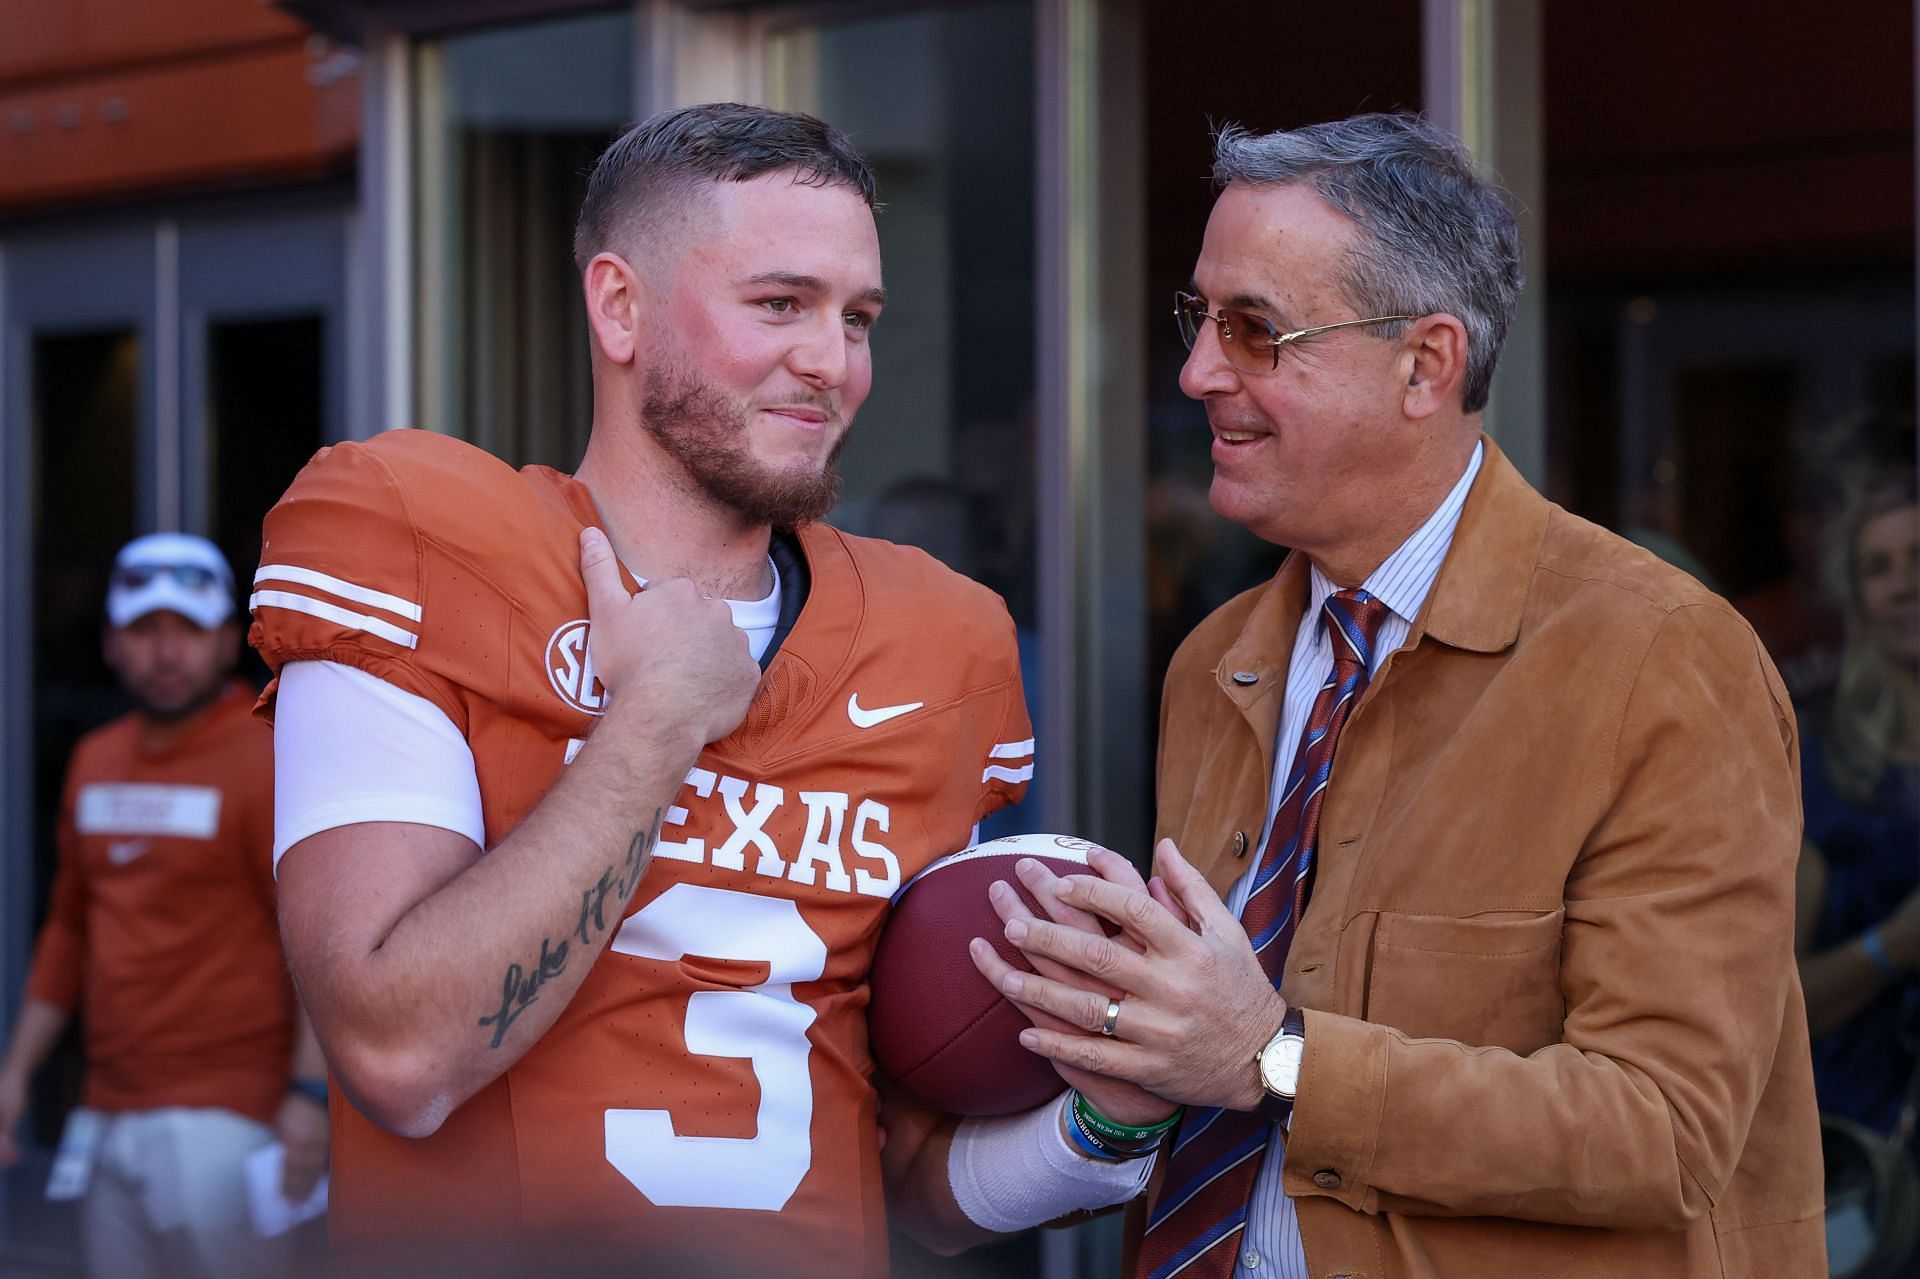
[641,360,847,530]
[127,671,225,725]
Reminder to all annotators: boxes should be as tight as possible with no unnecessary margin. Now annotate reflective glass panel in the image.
[1540,9,1917,1269]
[415,8,633,467]
[770,2,1040,844]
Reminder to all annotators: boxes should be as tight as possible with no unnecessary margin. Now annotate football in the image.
[869,832,1107,1116]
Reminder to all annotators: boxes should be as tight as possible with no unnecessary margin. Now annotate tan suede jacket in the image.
[1131,439,1825,1278]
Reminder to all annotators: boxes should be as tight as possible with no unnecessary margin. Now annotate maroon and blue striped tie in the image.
[1136,589,1390,1279]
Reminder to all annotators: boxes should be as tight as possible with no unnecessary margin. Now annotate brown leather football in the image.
[869,833,1104,1116]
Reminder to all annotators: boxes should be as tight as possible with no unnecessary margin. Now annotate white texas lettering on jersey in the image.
[653,766,903,900]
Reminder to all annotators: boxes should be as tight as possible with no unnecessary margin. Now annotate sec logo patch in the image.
[546,619,608,715]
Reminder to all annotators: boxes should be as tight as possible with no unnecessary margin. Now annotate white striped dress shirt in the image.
[1223,441,1483,1279]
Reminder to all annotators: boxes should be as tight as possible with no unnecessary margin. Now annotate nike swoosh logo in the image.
[107,839,149,866]
[847,693,924,729]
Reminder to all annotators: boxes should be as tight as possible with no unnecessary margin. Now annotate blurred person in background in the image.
[0,533,327,1279]
[1796,461,1920,1132]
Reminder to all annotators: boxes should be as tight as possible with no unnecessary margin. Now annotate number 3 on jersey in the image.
[604,884,827,1210]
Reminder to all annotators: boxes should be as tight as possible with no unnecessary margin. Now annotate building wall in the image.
[0,0,358,213]
[1545,0,1912,275]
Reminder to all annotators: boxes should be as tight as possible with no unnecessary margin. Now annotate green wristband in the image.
[1071,1090,1182,1144]
[1066,1103,1161,1161]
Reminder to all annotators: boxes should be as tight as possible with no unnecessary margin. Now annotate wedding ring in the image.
[1100,999,1121,1037]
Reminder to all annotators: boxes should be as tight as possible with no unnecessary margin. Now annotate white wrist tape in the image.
[949,1092,1154,1233]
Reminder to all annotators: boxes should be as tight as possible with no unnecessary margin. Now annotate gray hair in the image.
[1212,113,1523,413]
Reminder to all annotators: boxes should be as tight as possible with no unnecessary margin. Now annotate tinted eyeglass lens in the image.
[1173,292,1276,372]
[1217,308,1277,371]
[1174,293,1204,350]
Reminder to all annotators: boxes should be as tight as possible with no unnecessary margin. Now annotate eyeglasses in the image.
[111,564,221,591]
[1173,291,1418,373]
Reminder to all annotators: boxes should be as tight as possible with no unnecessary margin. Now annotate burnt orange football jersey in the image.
[28,683,294,1125]
[249,429,1032,1276]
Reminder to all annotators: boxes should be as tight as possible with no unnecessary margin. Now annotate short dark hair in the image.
[573,102,879,273]
[1213,113,1523,414]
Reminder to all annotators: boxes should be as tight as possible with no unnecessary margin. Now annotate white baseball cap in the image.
[106,533,235,629]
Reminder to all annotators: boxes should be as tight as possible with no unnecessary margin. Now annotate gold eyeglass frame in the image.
[1174,290,1419,372]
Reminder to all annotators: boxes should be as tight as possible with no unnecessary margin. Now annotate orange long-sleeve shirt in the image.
[25,681,295,1123]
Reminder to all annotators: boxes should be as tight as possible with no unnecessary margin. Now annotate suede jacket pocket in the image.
[1364,909,1566,1056]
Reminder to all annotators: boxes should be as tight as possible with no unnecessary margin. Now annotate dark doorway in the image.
[205,315,325,683]
[24,328,139,1256]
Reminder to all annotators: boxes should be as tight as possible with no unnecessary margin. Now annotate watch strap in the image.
[1254,1006,1307,1122]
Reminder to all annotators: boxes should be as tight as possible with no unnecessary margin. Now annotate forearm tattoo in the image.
[477,810,663,1049]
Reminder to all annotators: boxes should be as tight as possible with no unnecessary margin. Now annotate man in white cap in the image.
[0,533,329,1279]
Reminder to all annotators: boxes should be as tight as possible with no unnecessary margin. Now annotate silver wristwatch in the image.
[1255,1006,1307,1120]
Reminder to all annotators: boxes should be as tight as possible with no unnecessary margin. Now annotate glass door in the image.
[177,208,349,681]
[412,6,634,466]
[0,224,154,1258]
[0,203,347,1257]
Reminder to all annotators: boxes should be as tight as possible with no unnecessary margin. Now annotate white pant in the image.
[82,1107,289,1279]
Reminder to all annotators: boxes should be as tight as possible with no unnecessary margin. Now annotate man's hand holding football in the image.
[991,839,1286,1113]
[969,852,1180,1127]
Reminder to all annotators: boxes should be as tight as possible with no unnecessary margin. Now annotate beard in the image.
[640,360,848,529]
[125,672,225,725]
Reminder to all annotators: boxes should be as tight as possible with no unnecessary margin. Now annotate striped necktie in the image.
[1136,588,1391,1279]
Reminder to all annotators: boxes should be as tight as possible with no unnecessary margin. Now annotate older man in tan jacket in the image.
[977,113,1824,1278]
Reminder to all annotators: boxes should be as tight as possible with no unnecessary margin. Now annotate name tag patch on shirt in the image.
[76,784,222,840]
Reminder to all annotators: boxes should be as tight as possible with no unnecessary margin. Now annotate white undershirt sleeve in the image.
[270,556,785,877]
[271,660,486,870]
[948,1092,1153,1232]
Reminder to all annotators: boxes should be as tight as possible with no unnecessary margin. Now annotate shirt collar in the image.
[1304,440,1485,632]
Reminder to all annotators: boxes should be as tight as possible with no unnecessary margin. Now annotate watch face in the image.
[1260,1034,1306,1098]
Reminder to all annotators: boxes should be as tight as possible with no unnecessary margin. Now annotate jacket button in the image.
[1231,669,1259,685]
[1312,1169,1341,1189]
[1231,831,1249,857]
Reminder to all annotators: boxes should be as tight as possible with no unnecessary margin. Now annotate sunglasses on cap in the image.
[110,564,222,592]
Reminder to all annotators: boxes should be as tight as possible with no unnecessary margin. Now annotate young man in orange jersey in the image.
[251,104,1162,1276]
[0,533,329,1279]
